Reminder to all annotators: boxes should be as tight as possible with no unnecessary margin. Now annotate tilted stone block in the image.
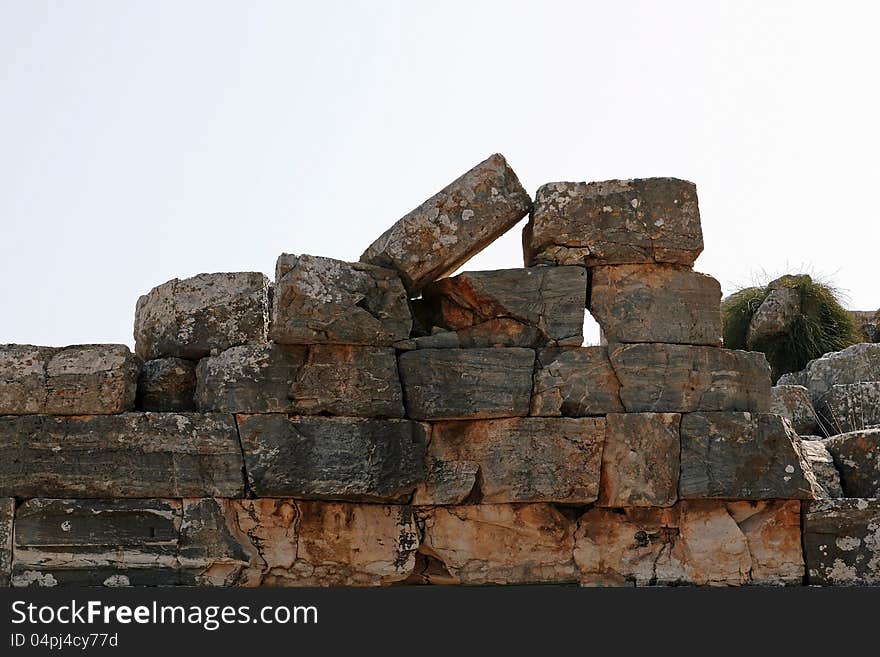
[804,498,880,585]
[195,344,404,417]
[800,439,843,498]
[270,254,411,346]
[778,343,880,404]
[817,382,880,435]
[134,272,270,360]
[413,417,604,505]
[608,343,771,413]
[0,344,139,415]
[414,266,586,348]
[0,498,12,587]
[361,154,531,295]
[398,348,535,420]
[530,347,623,416]
[590,265,721,345]
[679,412,817,500]
[598,413,680,508]
[575,500,803,586]
[0,413,244,498]
[237,414,426,501]
[418,504,577,585]
[12,499,182,587]
[523,178,703,267]
[136,357,197,412]
[823,429,880,497]
[770,384,820,435]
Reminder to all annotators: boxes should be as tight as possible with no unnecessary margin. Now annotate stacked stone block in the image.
[1,154,877,587]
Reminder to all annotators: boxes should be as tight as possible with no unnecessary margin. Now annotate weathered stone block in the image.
[680,412,817,500]
[12,499,182,587]
[804,498,880,585]
[196,344,404,417]
[770,384,819,435]
[530,347,623,416]
[590,265,721,345]
[598,413,680,507]
[361,154,531,294]
[0,413,244,498]
[608,343,771,413]
[575,500,803,586]
[413,417,604,505]
[523,178,703,267]
[134,272,270,360]
[823,429,880,497]
[817,382,880,435]
[415,266,586,348]
[747,284,801,348]
[398,348,535,420]
[237,414,426,501]
[270,254,411,346]
[0,498,12,586]
[0,344,139,415]
[778,343,880,404]
[800,439,843,498]
[136,357,196,411]
[419,504,577,585]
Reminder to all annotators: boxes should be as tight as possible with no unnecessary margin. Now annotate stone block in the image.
[803,498,880,585]
[530,347,623,416]
[800,439,843,498]
[136,357,196,411]
[0,498,12,586]
[817,382,880,435]
[778,343,880,404]
[823,429,880,497]
[770,384,819,435]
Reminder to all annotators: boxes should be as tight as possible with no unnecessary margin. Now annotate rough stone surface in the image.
[804,498,880,586]
[800,439,844,498]
[817,382,880,435]
[0,498,12,586]
[0,413,244,498]
[136,357,196,411]
[12,499,182,587]
[770,384,819,435]
[530,347,624,416]
[270,254,410,346]
[398,348,535,420]
[575,500,803,586]
[850,309,880,343]
[237,414,426,501]
[196,344,403,417]
[747,286,801,348]
[413,417,604,505]
[361,154,531,294]
[608,343,771,413]
[134,272,270,360]
[419,504,576,585]
[778,343,880,403]
[590,265,721,345]
[823,429,880,497]
[679,412,817,500]
[0,344,139,415]
[598,413,680,507]
[415,266,587,348]
[523,178,703,267]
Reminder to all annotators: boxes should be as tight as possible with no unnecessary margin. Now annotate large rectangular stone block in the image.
[530,347,624,416]
[414,266,586,348]
[575,500,803,586]
[418,504,577,585]
[11,499,182,587]
[195,344,404,417]
[134,272,270,360]
[398,348,535,420]
[413,417,604,505]
[0,344,139,415]
[0,413,244,498]
[361,154,532,295]
[804,498,880,586]
[523,178,703,267]
[598,413,680,507]
[590,264,721,345]
[0,498,12,586]
[237,414,426,502]
[608,343,771,413]
[680,412,817,500]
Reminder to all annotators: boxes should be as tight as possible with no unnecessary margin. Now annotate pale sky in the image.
[2,1,878,348]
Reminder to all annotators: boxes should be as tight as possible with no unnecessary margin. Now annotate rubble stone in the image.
[817,382,880,435]
[530,347,624,416]
[770,384,820,435]
[799,439,844,498]
[803,498,880,585]
[136,357,197,411]
[823,429,880,497]
[778,343,880,403]
[0,498,12,586]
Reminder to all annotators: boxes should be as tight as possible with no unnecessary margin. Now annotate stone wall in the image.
[1,154,877,587]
